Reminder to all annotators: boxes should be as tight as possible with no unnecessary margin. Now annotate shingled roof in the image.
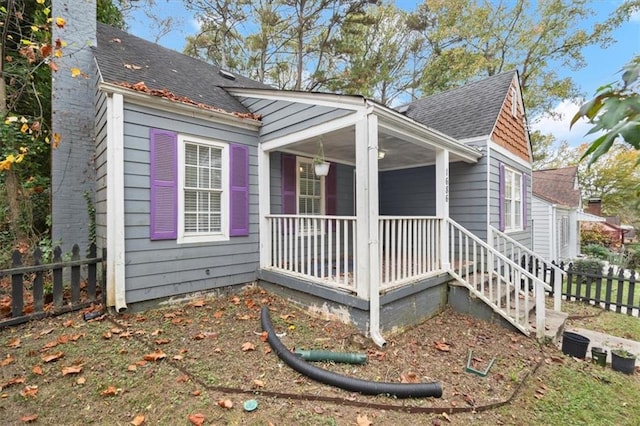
[532,166,581,208]
[398,70,517,140]
[94,23,269,115]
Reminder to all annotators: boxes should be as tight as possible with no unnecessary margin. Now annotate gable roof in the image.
[532,166,581,208]
[94,23,269,115]
[398,70,517,140]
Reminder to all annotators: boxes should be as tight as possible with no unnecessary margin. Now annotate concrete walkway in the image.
[562,327,640,367]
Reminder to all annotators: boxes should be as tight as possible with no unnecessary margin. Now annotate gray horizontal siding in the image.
[120,102,261,304]
[489,143,532,249]
[450,139,489,240]
[94,89,108,250]
[379,166,436,216]
[237,97,353,142]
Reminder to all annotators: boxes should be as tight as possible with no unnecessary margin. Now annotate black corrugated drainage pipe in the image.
[260,306,443,399]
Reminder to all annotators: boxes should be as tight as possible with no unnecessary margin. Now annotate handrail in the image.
[448,218,546,338]
[489,225,563,312]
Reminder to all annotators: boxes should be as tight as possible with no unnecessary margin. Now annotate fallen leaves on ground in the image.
[20,385,38,398]
[20,414,38,423]
[217,399,233,409]
[0,355,14,366]
[356,414,373,426]
[101,386,119,396]
[61,365,83,375]
[188,413,205,426]
[143,350,166,361]
[130,414,145,425]
[41,351,64,363]
[434,341,451,352]
[400,372,420,383]
[6,338,21,348]
[241,342,255,352]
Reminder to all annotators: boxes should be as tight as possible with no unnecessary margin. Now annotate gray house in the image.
[52,3,561,346]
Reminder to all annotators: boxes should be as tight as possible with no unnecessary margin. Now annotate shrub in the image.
[571,258,605,273]
[582,244,610,260]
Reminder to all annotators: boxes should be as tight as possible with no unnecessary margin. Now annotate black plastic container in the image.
[561,331,590,359]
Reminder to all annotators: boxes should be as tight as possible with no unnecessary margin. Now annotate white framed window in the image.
[560,216,570,247]
[504,167,522,231]
[297,157,325,216]
[177,135,229,243]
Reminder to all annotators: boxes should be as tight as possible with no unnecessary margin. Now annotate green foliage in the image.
[572,58,640,166]
[571,257,605,273]
[84,191,96,249]
[625,243,640,269]
[581,224,612,247]
[581,244,610,260]
[97,0,125,29]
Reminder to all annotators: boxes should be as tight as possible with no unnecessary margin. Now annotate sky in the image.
[126,1,640,148]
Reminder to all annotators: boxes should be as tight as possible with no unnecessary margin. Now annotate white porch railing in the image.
[448,219,546,337]
[266,215,444,291]
[489,226,564,312]
[266,215,357,291]
[379,216,442,289]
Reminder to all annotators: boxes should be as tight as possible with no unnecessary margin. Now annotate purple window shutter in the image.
[229,144,249,236]
[498,162,505,232]
[522,174,528,230]
[150,129,178,240]
[281,153,296,214]
[325,162,337,215]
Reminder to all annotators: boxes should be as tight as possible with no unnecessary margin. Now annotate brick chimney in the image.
[586,198,602,217]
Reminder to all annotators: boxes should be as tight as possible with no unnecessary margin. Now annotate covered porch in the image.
[254,95,483,343]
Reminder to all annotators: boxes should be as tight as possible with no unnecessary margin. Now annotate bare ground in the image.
[0,284,635,425]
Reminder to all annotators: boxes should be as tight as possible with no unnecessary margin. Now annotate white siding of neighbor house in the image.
[532,196,552,260]
[108,101,261,304]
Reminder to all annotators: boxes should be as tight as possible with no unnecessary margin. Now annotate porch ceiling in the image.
[282,126,476,171]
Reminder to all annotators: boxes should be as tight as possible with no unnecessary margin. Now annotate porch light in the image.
[377,150,386,160]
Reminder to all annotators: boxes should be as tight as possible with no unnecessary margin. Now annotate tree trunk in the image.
[5,169,25,241]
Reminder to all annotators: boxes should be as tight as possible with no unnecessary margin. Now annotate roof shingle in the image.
[94,23,269,115]
[532,166,581,208]
[398,70,517,140]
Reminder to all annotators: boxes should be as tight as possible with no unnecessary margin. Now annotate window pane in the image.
[211,169,221,189]
[185,213,197,232]
[515,201,521,227]
[211,192,221,213]
[185,166,197,187]
[185,144,197,165]
[198,145,210,168]
[199,168,210,189]
[505,202,512,228]
[185,191,197,211]
[211,148,222,168]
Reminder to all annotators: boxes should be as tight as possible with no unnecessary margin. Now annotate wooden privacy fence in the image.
[0,243,105,328]
[559,262,638,317]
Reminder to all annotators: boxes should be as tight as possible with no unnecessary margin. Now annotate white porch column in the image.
[258,146,271,268]
[436,148,450,270]
[355,118,371,299]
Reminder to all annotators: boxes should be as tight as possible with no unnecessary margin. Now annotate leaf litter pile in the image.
[0,285,545,425]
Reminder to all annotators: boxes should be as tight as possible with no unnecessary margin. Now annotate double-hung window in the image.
[178,135,229,243]
[297,157,324,216]
[504,167,522,231]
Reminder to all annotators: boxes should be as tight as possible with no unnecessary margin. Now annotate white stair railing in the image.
[448,219,546,338]
[489,226,564,312]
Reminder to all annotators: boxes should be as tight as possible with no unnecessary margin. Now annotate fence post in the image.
[615,268,624,314]
[33,248,44,313]
[627,270,636,317]
[52,246,63,308]
[11,251,24,318]
[71,244,81,304]
[566,262,574,302]
[604,267,614,311]
[553,261,562,312]
[87,243,97,300]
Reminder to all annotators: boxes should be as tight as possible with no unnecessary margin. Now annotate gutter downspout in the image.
[364,102,386,348]
[106,93,127,312]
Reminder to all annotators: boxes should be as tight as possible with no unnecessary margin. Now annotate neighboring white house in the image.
[532,166,603,261]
